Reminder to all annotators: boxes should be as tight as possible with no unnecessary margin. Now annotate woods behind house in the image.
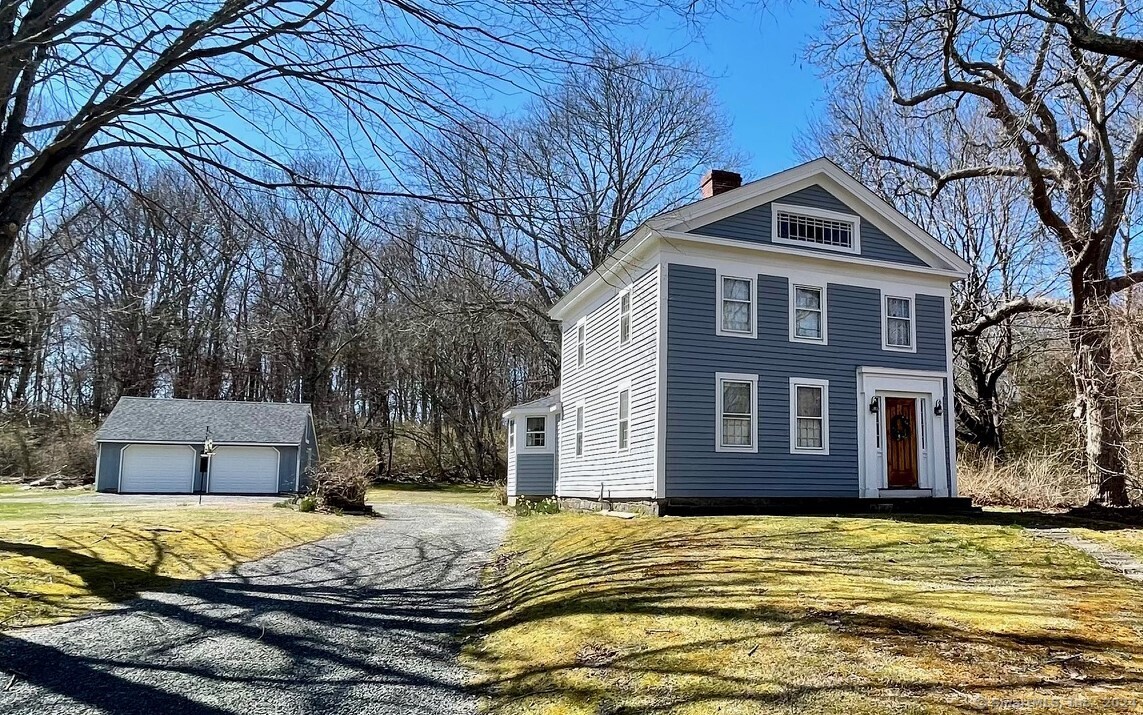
[2,0,1143,507]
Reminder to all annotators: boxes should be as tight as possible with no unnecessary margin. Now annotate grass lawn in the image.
[367,482,503,512]
[471,512,1143,715]
[0,493,354,629]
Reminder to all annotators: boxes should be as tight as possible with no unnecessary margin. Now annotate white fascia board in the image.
[548,228,660,323]
[649,158,971,276]
[657,230,962,286]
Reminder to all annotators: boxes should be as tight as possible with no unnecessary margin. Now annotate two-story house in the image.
[503,158,971,514]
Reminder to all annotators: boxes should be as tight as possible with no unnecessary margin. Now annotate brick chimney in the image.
[700,169,742,199]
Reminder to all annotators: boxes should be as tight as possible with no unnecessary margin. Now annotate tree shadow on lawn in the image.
[0,526,486,715]
[472,518,1143,712]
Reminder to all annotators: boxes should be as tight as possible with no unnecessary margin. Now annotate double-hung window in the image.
[716,373,757,452]
[525,416,546,448]
[791,284,825,343]
[576,319,586,367]
[618,291,631,345]
[884,295,915,351]
[507,419,515,451]
[790,378,829,454]
[574,405,585,457]
[617,387,630,450]
[718,275,755,337]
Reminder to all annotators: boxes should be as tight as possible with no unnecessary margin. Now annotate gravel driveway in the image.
[0,504,507,715]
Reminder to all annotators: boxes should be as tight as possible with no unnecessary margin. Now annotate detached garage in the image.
[95,398,319,494]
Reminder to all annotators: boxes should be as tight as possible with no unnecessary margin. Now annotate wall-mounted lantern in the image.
[869,397,879,414]
[934,399,943,416]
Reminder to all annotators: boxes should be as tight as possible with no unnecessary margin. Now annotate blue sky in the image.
[623,1,827,180]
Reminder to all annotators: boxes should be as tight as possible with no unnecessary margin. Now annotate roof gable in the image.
[96,398,312,444]
[648,158,971,274]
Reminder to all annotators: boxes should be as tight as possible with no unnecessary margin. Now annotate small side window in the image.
[507,419,515,451]
[576,320,586,367]
[617,388,630,450]
[526,416,546,448]
[575,405,585,457]
[619,291,631,345]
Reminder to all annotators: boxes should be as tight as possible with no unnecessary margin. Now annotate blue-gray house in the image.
[504,159,971,513]
[95,398,319,494]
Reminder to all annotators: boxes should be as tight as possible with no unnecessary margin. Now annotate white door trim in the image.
[856,367,949,498]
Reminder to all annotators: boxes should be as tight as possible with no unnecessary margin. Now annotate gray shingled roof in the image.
[96,398,312,444]
[503,387,561,417]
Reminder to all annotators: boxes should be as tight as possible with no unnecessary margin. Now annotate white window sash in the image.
[619,291,631,345]
[789,378,830,454]
[882,295,916,351]
[574,405,584,457]
[790,284,826,343]
[617,387,630,450]
[717,274,756,338]
[715,372,758,452]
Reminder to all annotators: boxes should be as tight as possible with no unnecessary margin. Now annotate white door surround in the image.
[856,367,950,498]
[208,446,281,494]
[119,444,196,493]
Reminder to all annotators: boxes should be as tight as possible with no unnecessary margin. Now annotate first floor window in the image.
[793,285,824,341]
[507,419,515,450]
[720,276,753,335]
[526,416,546,447]
[717,374,756,450]
[791,380,828,452]
[575,405,584,457]
[617,388,630,449]
[885,296,913,349]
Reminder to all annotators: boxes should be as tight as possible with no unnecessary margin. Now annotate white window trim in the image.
[575,317,587,367]
[522,415,548,451]
[507,418,515,452]
[771,202,861,255]
[715,372,758,453]
[716,272,757,339]
[789,282,827,344]
[616,381,631,452]
[881,293,917,353]
[618,288,632,346]
[789,377,830,455]
[574,402,585,458]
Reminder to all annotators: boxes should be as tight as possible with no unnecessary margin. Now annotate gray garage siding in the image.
[664,264,947,497]
[688,184,927,267]
[514,453,556,496]
[276,446,300,492]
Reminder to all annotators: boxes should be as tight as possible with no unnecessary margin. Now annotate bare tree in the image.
[816,0,1143,504]
[0,0,693,279]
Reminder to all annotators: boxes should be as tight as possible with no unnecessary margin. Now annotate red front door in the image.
[884,397,919,489]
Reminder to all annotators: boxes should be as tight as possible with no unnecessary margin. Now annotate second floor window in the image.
[885,296,914,350]
[525,416,546,447]
[576,320,586,367]
[619,291,631,344]
[792,285,824,342]
[719,275,754,335]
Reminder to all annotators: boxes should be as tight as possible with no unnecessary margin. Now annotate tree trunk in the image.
[1071,283,1130,506]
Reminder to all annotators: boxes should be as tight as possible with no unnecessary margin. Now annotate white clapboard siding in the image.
[557,264,659,498]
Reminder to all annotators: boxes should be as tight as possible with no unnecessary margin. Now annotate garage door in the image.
[120,445,196,493]
[208,447,280,494]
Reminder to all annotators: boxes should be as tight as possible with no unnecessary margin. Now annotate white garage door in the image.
[120,445,196,493]
[208,447,280,494]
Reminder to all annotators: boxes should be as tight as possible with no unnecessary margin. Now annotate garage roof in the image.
[96,398,312,445]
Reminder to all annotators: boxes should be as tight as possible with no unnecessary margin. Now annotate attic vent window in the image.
[772,203,860,254]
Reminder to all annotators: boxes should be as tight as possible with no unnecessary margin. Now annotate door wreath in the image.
[889,414,911,441]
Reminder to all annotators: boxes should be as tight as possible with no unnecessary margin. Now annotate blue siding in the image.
[516,453,555,496]
[689,184,927,266]
[664,264,947,497]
